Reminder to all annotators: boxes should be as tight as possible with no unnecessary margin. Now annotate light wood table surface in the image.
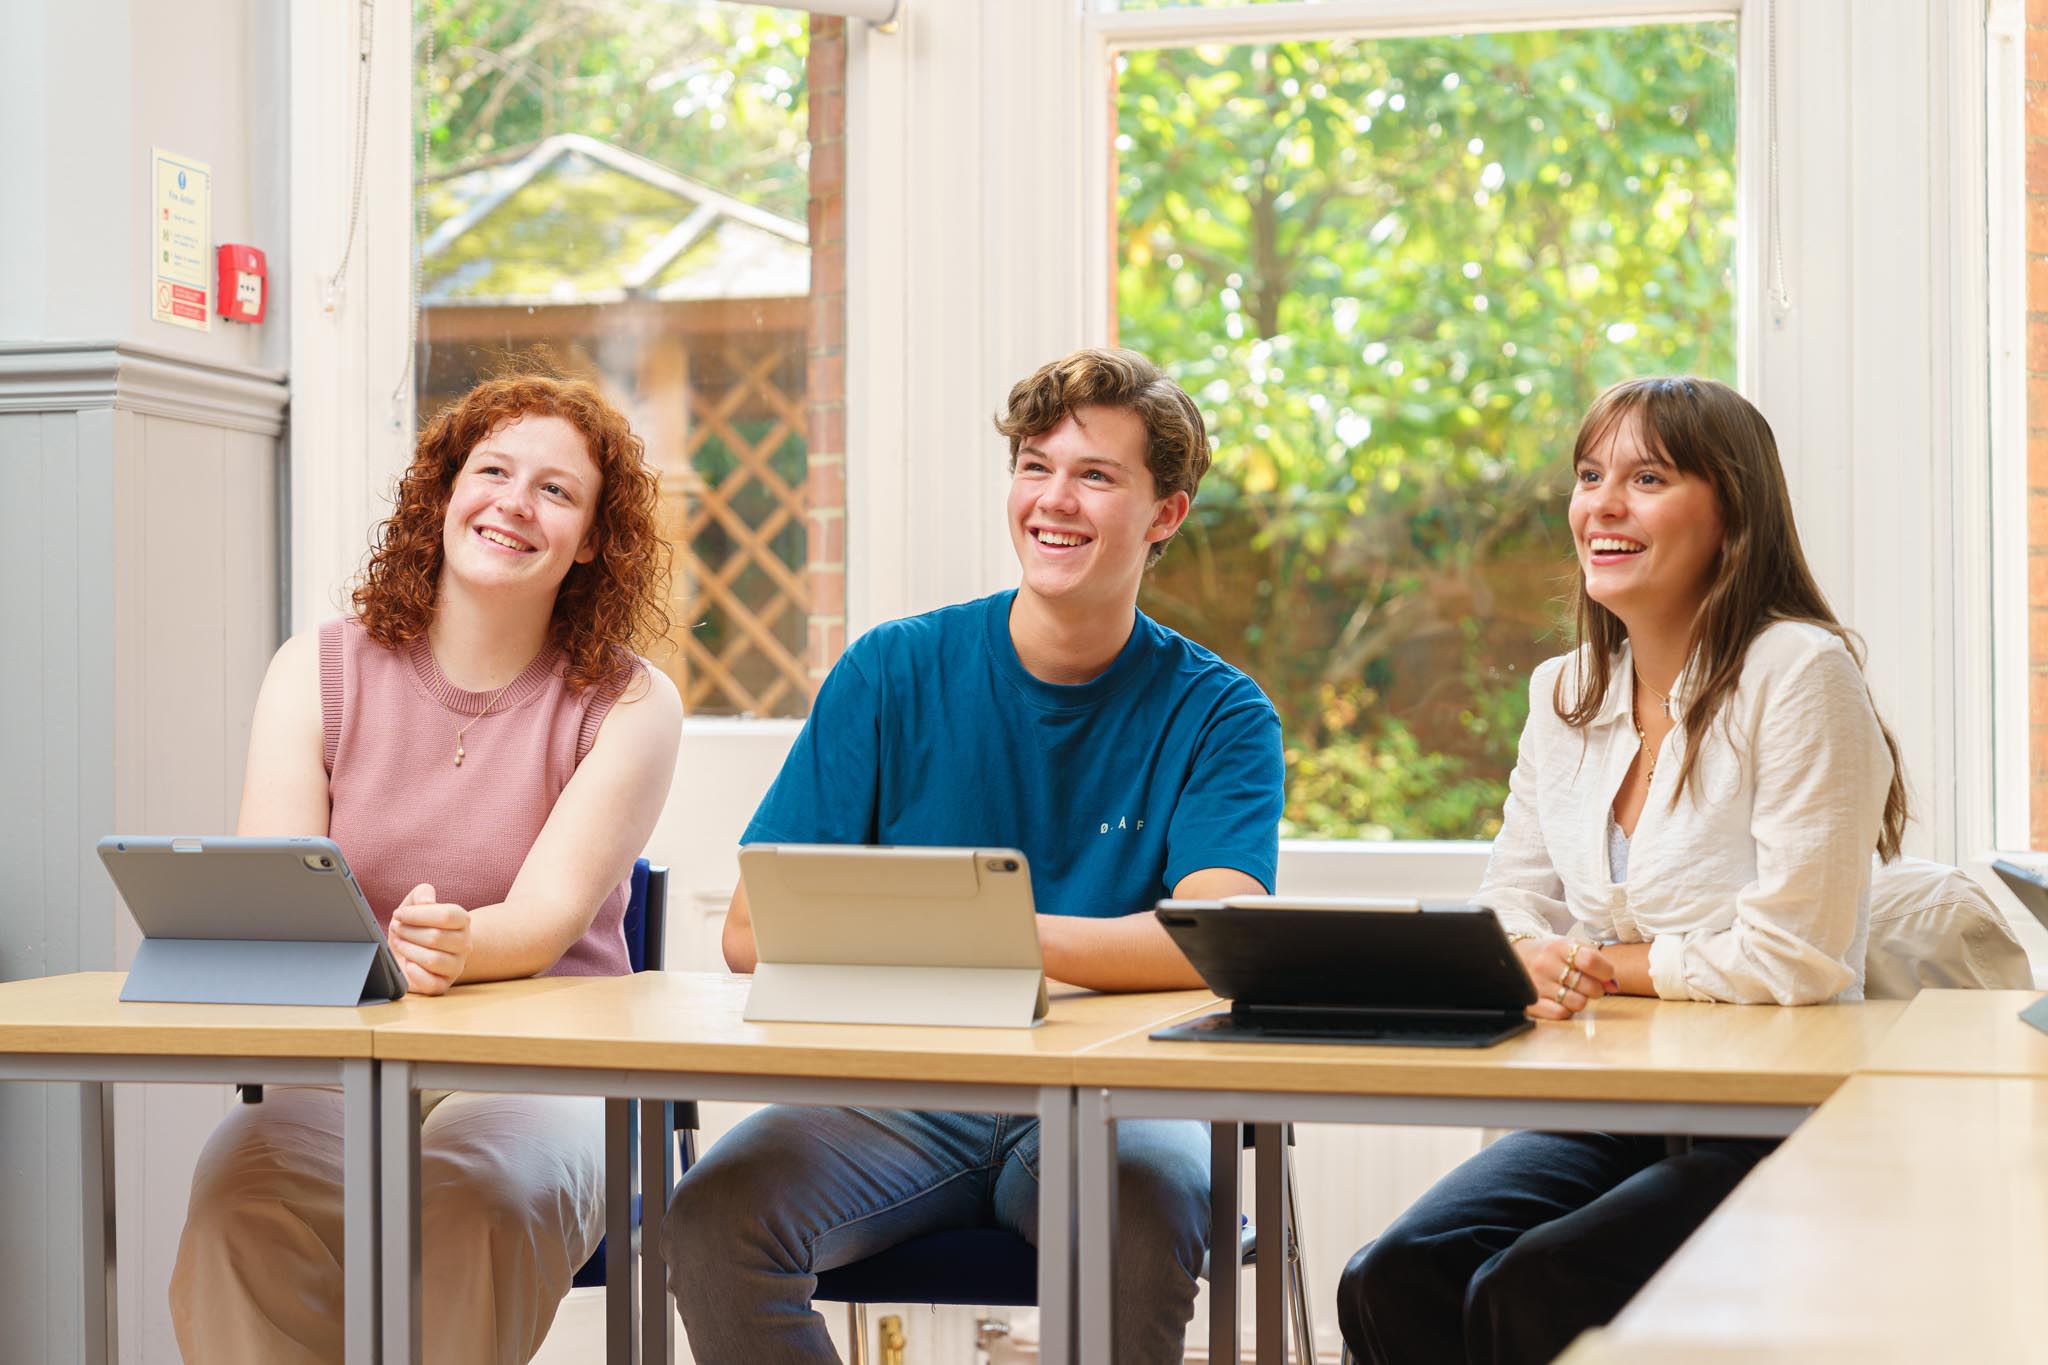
[1857,986,2048,1078]
[0,969,415,1055]
[0,971,406,1365]
[1070,996,1904,1365]
[1072,995,1907,1106]
[1560,1071,2048,1363]
[372,970,1215,1083]
[370,970,1213,1365]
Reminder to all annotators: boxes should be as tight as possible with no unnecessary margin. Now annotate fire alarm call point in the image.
[216,244,267,324]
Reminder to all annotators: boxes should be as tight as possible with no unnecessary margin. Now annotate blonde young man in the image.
[659,348,1284,1364]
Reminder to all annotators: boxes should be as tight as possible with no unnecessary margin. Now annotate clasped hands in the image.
[389,883,473,996]
[1513,936,1618,1021]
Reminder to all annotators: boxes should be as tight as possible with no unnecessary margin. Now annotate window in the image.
[413,1,846,718]
[1113,17,1737,840]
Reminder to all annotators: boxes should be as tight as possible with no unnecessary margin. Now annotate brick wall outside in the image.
[806,18,849,696]
[2031,2,2048,847]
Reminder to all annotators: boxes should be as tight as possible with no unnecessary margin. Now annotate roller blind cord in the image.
[323,0,377,317]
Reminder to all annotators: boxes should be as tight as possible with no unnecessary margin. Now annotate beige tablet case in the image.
[739,844,1049,1028]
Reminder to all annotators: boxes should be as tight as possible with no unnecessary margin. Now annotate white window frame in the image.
[1987,0,2030,856]
[1977,0,2045,961]
[1079,0,1755,890]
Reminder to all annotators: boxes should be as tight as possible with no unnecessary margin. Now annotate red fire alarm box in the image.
[217,244,267,324]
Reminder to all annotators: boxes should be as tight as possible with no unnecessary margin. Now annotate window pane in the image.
[414,2,845,719]
[1116,22,1737,840]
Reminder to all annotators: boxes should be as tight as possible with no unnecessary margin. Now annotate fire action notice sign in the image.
[153,148,212,331]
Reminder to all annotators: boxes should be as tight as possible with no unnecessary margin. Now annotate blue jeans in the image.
[1336,1130,1776,1365]
[659,1105,1209,1364]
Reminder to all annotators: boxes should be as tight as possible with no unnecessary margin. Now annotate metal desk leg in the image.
[1209,1121,1243,1365]
[1077,1087,1117,1364]
[380,1060,422,1365]
[605,1098,637,1365]
[342,1059,381,1365]
[1036,1086,1077,1365]
[639,1099,674,1365]
[1254,1128,1286,1365]
[79,1080,116,1365]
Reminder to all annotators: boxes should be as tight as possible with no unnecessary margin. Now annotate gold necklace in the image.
[445,675,518,767]
[1632,700,1659,787]
[1630,703,1662,777]
[1634,668,1676,719]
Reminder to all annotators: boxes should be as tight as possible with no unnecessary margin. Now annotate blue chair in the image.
[811,1124,1316,1364]
[573,860,700,1293]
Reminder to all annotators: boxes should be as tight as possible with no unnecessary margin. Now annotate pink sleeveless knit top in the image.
[321,617,634,977]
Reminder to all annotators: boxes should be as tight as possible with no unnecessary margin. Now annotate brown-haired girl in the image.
[170,374,682,1363]
[1337,376,1904,1365]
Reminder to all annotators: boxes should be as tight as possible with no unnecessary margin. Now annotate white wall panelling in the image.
[112,408,280,1365]
[0,387,283,1365]
[0,405,112,1365]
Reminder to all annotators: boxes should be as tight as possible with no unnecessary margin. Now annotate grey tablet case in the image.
[98,836,408,1006]
[1151,899,1537,1047]
[739,844,1049,1028]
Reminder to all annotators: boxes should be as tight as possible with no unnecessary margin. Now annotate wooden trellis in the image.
[656,334,812,717]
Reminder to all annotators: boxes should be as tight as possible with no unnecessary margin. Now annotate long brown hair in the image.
[1553,377,1907,859]
[352,374,670,690]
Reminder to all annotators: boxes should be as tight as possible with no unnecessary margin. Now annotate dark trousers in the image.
[1336,1130,1776,1365]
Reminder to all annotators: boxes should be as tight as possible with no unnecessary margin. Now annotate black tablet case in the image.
[1152,903,1537,1047]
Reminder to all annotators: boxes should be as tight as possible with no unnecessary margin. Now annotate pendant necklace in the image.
[445,675,518,767]
[1634,668,1676,720]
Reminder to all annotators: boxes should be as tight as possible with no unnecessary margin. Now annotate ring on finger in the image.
[1555,983,1570,1005]
[1562,965,1581,992]
[1564,942,1581,970]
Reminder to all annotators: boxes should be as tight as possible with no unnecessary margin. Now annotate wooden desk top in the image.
[1569,1072,2048,1362]
[1068,997,1907,1106]
[1857,987,2048,1078]
[0,971,417,1058]
[372,972,1217,1086]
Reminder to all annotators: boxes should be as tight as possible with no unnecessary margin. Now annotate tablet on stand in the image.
[99,836,408,1006]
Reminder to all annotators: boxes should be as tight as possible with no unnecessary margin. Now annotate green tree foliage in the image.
[419,0,810,218]
[1117,22,1736,840]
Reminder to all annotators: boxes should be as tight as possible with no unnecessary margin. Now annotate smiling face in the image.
[438,413,602,602]
[1006,404,1189,613]
[1568,411,1725,630]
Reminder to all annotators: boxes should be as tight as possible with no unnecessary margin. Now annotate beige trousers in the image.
[170,1086,604,1365]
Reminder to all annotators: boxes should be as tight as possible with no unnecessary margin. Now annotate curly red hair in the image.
[352,375,670,691]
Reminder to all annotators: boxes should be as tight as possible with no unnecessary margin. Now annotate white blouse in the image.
[1478,621,1893,1005]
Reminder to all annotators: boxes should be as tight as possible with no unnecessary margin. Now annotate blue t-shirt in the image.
[743,590,1283,918]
